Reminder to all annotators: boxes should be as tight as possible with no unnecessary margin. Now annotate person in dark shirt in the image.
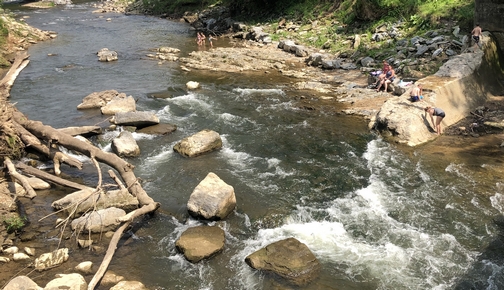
[424,106,446,135]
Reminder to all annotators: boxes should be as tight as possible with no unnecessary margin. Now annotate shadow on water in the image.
[453,215,504,289]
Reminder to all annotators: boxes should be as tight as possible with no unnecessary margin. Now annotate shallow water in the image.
[5,1,504,289]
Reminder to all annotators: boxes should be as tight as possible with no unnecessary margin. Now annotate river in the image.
[5,0,504,289]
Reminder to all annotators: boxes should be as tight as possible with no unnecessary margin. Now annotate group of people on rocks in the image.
[369,22,483,136]
[196,32,216,48]
[374,60,396,92]
[370,60,445,135]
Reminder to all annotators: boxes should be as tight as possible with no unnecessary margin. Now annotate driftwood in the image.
[4,157,36,198]
[57,125,102,137]
[87,202,159,290]
[15,162,90,191]
[108,170,125,190]
[13,111,155,206]
[13,121,83,171]
[2,49,159,289]
[0,52,30,97]
[12,111,160,289]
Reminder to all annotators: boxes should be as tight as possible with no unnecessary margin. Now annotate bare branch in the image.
[4,157,36,199]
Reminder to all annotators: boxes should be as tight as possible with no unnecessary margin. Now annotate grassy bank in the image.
[139,0,474,60]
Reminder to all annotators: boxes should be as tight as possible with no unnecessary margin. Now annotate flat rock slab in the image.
[136,123,177,135]
[34,248,69,271]
[71,207,125,233]
[173,129,222,157]
[77,90,124,109]
[111,111,160,129]
[58,125,102,136]
[52,188,138,217]
[175,226,225,263]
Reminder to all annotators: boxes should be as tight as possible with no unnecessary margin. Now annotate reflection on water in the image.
[5,1,504,289]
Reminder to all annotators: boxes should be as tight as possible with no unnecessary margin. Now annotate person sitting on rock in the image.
[374,60,390,88]
[410,84,423,102]
[376,66,395,92]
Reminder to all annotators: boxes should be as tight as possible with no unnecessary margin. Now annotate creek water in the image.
[5,1,504,289]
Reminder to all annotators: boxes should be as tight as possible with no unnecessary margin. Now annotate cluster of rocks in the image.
[76,83,321,285]
[76,89,175,157]
[146,46,181,63]
[0,216,148,290]
[1,14,57,56]
[97,48,118,62]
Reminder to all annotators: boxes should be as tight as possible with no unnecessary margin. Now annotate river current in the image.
[6,1,504,289]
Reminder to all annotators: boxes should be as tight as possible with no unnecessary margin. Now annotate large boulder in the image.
[173,129,222,157]
[374,97,434,146]
[245,238,320,286]
[3,276,41,290]
[44,273,87,290]
[187,172,236,220]
[34,248,69,271]
[374,46,496,146]
[111,131,140,157]
[111,111,160,128]
[71,207,126,233]
[77,90,124,109]
[101,95,136,115]
[52,188,138,217]
[175,226,225,263]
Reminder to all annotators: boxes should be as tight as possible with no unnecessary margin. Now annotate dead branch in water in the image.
[4,157,36,199]
[3,50,160,290]
[15,162,89,190]
[0,52,30,98]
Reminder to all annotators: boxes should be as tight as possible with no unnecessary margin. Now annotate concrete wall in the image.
[425,32,504,126]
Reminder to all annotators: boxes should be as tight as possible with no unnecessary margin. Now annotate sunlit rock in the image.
[187,172,236,220]
[34,248,69,271]
[245,237,320,286]
[173,129,222,158]
[176,226,225,263]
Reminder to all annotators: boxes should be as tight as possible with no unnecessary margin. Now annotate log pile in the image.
[0,52,160,290]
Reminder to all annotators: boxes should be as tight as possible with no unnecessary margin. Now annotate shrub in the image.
[3,216,26,233]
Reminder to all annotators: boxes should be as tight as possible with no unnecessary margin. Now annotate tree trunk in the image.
[13,111,157,207]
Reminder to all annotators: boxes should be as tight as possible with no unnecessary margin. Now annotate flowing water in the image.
[5,1,504,289]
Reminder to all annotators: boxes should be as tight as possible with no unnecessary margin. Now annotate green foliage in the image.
[0,16,9,47]
[143,0,221,16]
[3,216,26,233]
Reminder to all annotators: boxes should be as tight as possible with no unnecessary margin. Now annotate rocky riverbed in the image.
[2,1,504,289]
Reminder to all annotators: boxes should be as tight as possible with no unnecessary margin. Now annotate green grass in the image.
[3,216,26,233]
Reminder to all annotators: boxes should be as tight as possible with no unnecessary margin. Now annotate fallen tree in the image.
[1,51,160,290]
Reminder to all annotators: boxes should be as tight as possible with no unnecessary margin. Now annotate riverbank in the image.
[2,1,504,289]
